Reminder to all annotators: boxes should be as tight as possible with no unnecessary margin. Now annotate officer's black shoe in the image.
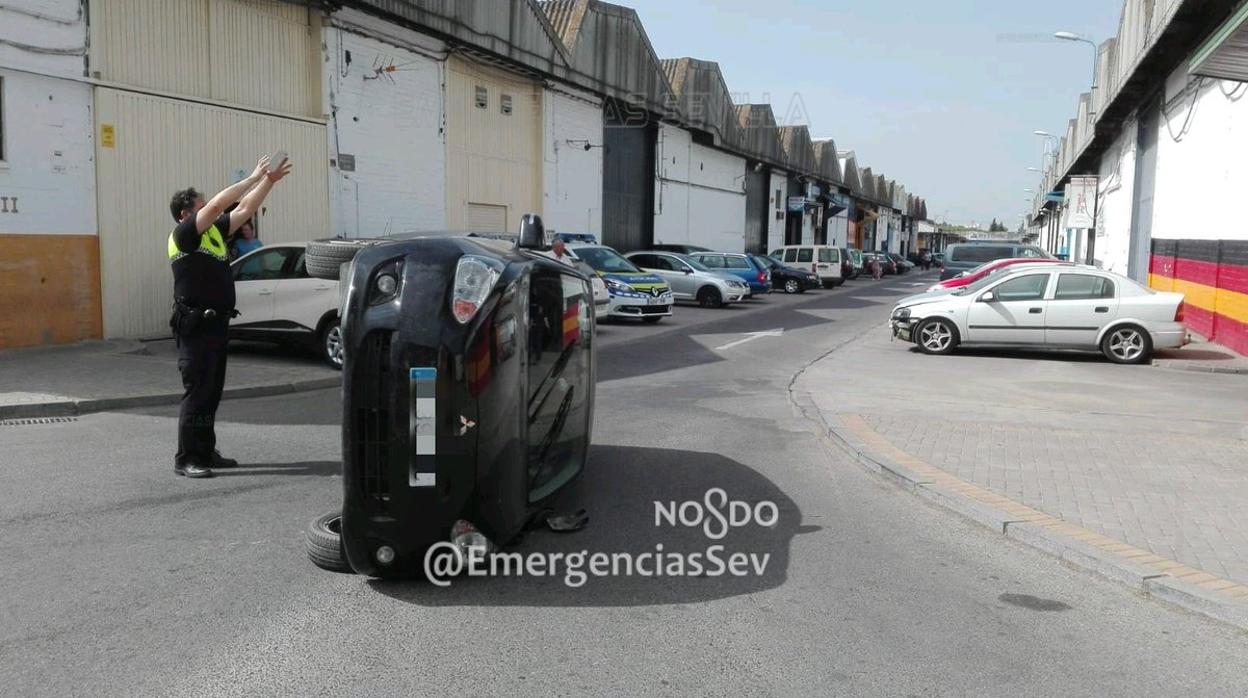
[174,462,214,478]
[208,450,239,468]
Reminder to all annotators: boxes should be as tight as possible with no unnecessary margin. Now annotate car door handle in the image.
[1094,306,1109,313]
[314,285,332,291]
[259,289,273,296]
[1029,307,1043,314]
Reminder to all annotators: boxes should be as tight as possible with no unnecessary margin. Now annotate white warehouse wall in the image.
[543,86,602,237]
[324,13,446,237]
[653,123,747,252]
[0,70,95,235]
[1095,117,1137,276]
[1152,65,1248,243]
[0,1,85,79]
[767,169,787,253]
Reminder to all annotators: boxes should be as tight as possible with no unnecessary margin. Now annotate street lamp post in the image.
[1055,31,1099,115]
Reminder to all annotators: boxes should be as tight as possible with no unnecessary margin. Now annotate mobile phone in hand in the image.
[268,150,288,172]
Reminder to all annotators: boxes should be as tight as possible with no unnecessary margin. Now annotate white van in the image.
[768,245,844,287]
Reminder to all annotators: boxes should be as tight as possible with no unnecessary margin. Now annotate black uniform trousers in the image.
[176,321,229,464]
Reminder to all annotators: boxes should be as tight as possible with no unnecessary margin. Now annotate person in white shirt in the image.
[543,237,576,267]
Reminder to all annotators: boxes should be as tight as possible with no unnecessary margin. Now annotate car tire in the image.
[697,286,724,308]
[1101,324,1152,364]
[306,511,352,573]
[915,318,959,355]
[320,317,344,370]
[305,238,386,280]
[643,316,663,324]
[783,279,800,294]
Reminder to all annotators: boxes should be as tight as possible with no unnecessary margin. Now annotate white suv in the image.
[230,243,343,368]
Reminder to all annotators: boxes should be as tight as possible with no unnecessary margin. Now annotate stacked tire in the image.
[304,238,389,281]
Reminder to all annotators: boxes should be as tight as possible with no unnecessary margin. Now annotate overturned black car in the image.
[303,216,596,577]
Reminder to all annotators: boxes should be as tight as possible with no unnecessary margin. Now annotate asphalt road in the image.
[4,271,1248,696]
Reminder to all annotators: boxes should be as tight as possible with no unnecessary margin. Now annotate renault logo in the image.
[652,287,663,297]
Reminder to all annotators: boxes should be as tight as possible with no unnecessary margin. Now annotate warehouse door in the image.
[466,203,508,233]
[445,56,542,234]
[93,88,328,338]
[602,99,655,252]
[743,165,770,254]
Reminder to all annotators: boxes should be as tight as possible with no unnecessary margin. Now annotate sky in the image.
[619,0,1124,228]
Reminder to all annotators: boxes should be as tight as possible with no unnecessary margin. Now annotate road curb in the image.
[0,376,340,421]
[1151,360,1248,375]
[791,386,1248,631]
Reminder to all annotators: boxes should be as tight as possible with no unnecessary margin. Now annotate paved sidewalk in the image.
[1153,334,1248,374]
[0,338,339,419]
[795,322,1248,627]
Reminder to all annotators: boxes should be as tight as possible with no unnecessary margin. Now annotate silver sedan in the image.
[625,251,749,308]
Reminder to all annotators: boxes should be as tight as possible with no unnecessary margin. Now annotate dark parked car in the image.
[886,252,913,273]
[939,241,1053,280]
[759,256,820,293]
[864,252,897,276]
[649,243,713,255]
[301,216,596,577]
[838,247,859,280]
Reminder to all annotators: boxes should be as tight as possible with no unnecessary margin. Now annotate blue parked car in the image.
[686,252,772,296]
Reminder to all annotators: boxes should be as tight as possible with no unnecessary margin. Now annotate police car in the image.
[567,243,674,323]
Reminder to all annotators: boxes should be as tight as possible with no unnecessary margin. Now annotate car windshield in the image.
[575,247,641,274]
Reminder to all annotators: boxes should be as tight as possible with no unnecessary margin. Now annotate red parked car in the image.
[925,257,1064,292]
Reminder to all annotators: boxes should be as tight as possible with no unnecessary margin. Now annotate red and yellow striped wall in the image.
[1149,239,1248,356]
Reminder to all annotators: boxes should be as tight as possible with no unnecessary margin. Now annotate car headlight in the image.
[604,277,634,293]
[367,259,403,306]
[451,255,502,324]
[892,307,911,320]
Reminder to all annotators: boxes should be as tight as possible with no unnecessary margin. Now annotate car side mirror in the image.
[682,267,693,274]
[979,291,995,303]
[516,213,546,250]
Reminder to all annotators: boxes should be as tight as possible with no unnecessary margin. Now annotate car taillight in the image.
[1174,303,1185,323]
[757,271,767,283]
[451,255,501,324]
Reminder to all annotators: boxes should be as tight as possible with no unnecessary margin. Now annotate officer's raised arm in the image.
[226,157,293,235]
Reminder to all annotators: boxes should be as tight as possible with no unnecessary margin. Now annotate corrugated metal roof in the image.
[539,0,589,53]
[777,126,816,174]
[659,57,742,147]
[838,153,862,194]
[859,167,876,201]
[734,104,785,166]
[811,139,842,185]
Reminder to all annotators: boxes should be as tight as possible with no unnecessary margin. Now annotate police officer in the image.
[168,155,292,478]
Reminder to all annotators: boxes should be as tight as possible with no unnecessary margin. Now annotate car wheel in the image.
[305,238,387,280]
[1101,325,1152,364]
[915,318,959,355]
[306,511,352,573]
[697,286,724,308]
[643,316,663,324]
[783,279,800,294]
[320,318,344,370]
